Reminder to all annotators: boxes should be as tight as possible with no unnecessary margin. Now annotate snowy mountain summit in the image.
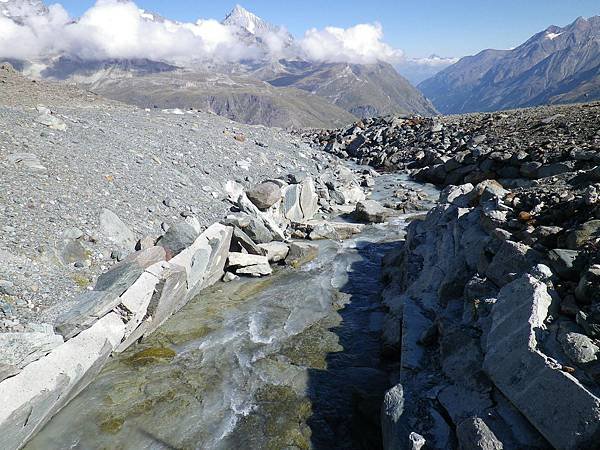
[0,0,48,22]
[223,4,282,36]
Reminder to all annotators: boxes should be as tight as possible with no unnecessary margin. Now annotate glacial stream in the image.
[26,173,437,450]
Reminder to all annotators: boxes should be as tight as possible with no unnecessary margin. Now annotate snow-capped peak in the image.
[223,4,280,36]
[546,32,563,40]
[0,0,48,21]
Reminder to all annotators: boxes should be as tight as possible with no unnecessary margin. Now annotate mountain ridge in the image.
[419,15,600,114]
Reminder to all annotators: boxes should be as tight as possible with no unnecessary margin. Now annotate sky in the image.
[53,0,599,58]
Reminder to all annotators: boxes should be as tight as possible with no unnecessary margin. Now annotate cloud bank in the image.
[0,0,406,65]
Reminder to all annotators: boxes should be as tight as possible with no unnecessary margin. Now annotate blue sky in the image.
[55,0,599,58]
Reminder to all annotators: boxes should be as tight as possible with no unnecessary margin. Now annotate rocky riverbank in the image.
[309,102,600,449]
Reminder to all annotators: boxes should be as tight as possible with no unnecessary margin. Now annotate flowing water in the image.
[26,174,437,450]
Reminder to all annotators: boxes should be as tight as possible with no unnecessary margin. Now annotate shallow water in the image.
[26,174,437,450]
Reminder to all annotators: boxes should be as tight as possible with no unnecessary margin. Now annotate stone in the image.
[456,417,504,450]
[381,384,407,450]
[258,242,290,263]
[0,332,64,382]
[409,433,426,450]
[285,242,319,267]
[58,239,87,265]
[353,200,392,223]
[227,252,272,277]
[115,261,187,351]
[485,240,539,286]
[282,184,304,222]
[575,265,600,304]
[8,152,47,171]
[548,249,581,281]
[309,223,340,240]
[35,113,67,131]
[565,220,600,250]
[99,208,136,251]
[558,331,599,365]
[157,221,200,259]
[246,182,282,210]
[300,178,319,220]
[223,272,239,283]
[0,313,124,450]
[437,385,494,424]
[56,261,144,339]
[0,280,16,296]
[230,226,264,255]
[116,271,160,344]
[439,183,475,207]
[170,223,233,294]
[484,275,600,450]
[245,217,274,244]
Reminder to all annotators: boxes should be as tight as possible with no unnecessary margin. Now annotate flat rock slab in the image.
[0,332,64,382]
[0,313,124,450]
[484,275,600,450]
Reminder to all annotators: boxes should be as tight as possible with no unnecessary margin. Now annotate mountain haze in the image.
[420,16,600,114]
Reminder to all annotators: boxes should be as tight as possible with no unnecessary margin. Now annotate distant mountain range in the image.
[0,2,436,128]
[419,16,600,114]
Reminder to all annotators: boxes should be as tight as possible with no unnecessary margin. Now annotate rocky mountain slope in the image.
[261,60,437,118]
[0,62,339,332]
[420,16,600,114]
[2,2,436,128]
[309,101,600,449]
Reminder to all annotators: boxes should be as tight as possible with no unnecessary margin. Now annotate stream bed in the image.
[26,173,437,450]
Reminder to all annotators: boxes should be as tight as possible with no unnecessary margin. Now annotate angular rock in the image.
[485,241,539,286]
[575,265,600,305]
[231,226,264,255]
[157,221,200,260]
[300,178,319,220]
[565,220,600,250]
[227,252,272,277]
[258,242,290,263]
[558,331,599,365]
[56,261,144,339]
[285,242,319,267]
[456,417,504,450]
[548,249,581,281]
[99,208,136,251]
[354,200,392,223]
[0,313,124,450]
[282,184,304,222]
[115,261,187,351]
[439,183,475,207]
[0,332,64,382]
[484,275,600,450]
[170,223,233,293]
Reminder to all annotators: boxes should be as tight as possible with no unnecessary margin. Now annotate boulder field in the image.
[308,102,600,449]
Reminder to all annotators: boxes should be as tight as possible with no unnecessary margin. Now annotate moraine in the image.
[25,173,437,450]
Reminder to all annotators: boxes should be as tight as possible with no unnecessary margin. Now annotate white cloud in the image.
[300,23,403,64]
[408,55,459,67]
[0,1,404,66]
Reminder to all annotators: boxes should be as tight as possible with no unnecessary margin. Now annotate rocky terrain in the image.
[420,15,600,114]
[0,61,343,333]
[308,101,600,448]
[2,62,417,448]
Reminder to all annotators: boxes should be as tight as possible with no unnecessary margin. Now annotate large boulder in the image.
[484,275,600,450]
[247,182,282,210]
[354,200,392,223]
[258,242,290,263]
